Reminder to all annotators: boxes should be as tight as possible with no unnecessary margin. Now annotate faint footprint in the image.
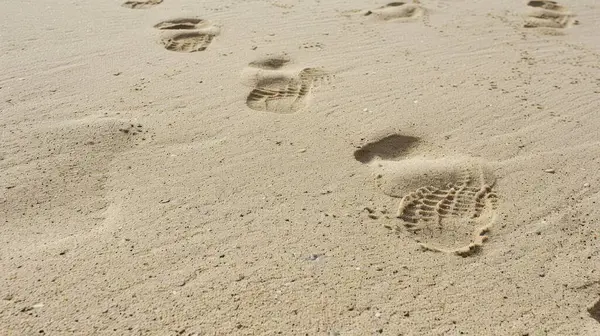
[355,134,499,257]
[122,0,162,9]
[524,0,577,29]
[364,1,426,21]
[154,19,219,52]
[241,57,331,114]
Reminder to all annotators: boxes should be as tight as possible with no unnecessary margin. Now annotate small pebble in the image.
[584,183,590,187]
[308,254,321,261]
[544,169,555,174]
[298,149,307,153]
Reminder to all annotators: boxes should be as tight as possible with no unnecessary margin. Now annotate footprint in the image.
[241,57,331,114]
[524,0,577,29]
[122,0,162,9]
[161,32,216,52]
[364,1,426,21]
[355,135,499,257]
[155,20,219,53]
[353,134,420,164]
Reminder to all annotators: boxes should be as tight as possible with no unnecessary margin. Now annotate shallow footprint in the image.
[242,58,331,114]
[122,0,162,9]
[160,31,216,52]
[365,1,425,21]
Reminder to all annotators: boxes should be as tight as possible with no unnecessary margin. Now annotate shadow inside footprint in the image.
[154,18,206,30]
[249,56,292,70]
[122,0,162,9]
[527,0,566,11]
[590,299,600,323]
[354,134,420,163]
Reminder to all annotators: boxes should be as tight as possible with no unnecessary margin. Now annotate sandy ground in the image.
[1,0,600,334]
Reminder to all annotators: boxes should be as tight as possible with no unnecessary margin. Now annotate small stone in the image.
[32,303,44,308]
[584,183,590,187]
[363,108,369,112]
[308,253,322,261]
[298,149,307,153]
[544,169,555,174]
[368,214,379,219]
[159,199,170,204]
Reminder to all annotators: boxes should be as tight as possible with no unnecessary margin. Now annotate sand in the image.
[1,0,599,334]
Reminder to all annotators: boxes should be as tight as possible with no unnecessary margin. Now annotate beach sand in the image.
[1,0,599,334]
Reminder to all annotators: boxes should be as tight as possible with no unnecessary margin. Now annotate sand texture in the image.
[1,0,600,334]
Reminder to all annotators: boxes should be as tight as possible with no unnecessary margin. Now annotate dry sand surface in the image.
[1,0,600,334]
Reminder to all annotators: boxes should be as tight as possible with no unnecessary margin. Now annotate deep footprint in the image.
[395,166,498,257]
[356,134,499,256]
[122,0,162,9]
